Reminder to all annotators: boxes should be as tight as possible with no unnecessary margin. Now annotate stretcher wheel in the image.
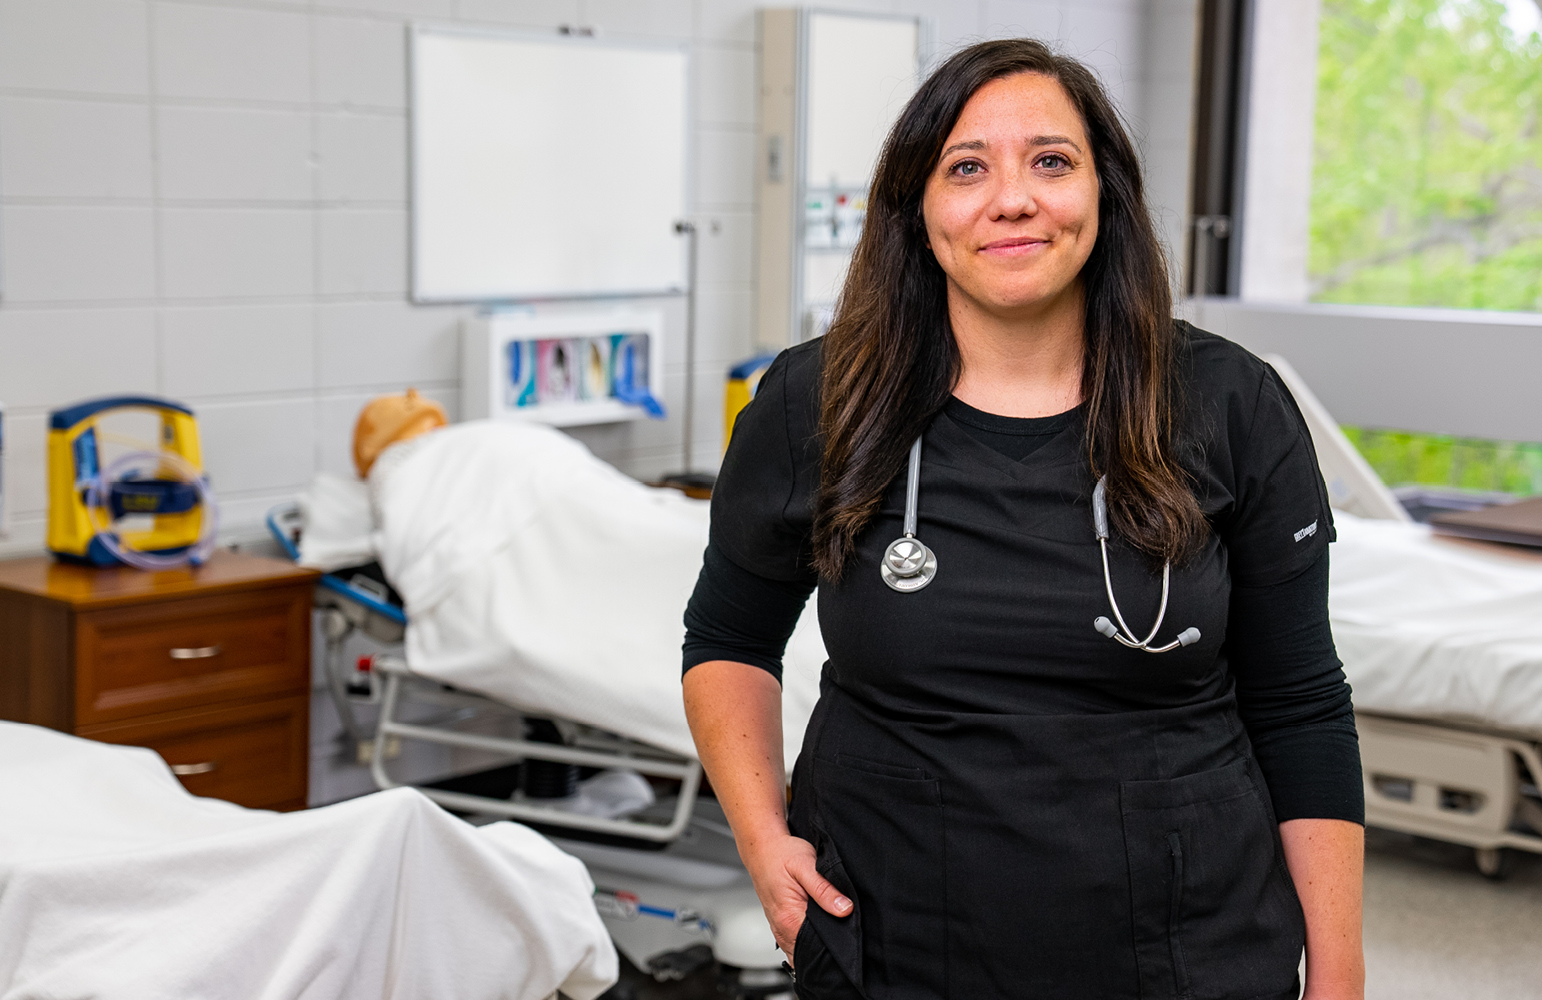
[1474,846,1510,880]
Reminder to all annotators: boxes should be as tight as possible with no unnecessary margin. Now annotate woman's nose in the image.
[988,162,1038,221]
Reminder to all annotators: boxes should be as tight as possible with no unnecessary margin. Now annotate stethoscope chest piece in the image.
[882,435,937,593]
[881,535,936,592]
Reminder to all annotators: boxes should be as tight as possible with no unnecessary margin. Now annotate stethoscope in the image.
[881,436,1202,653]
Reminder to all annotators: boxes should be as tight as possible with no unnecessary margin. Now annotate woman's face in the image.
[922,72,1099,320]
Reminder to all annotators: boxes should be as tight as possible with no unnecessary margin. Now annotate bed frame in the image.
[368,657,703,843]
[268,502,703,843]
[1358,712,1542,876]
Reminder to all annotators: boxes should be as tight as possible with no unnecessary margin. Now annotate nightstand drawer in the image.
[78,696,308,810]
[75,588,310,726]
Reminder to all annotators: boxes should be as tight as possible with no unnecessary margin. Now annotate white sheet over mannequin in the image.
[300,419,827,768]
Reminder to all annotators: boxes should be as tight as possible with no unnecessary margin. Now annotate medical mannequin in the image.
[683,40,1365,1000]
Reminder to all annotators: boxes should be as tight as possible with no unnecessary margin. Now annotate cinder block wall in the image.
[0,0,1187,555]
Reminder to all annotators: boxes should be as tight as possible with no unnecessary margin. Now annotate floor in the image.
[309,688,1542,998]
[596,955,727,1000]
[1362,829,1542,999]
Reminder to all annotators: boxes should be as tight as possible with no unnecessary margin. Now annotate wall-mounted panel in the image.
[755,9,925,349]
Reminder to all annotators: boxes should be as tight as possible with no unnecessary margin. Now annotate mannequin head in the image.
[353,388,448,478]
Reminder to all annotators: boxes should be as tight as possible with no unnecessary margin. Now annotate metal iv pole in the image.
[658,219,716,496]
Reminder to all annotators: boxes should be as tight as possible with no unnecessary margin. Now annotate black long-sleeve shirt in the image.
[684,328,1363,825]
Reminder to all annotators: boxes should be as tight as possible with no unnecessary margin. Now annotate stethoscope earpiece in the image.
[1090,476,1201,653]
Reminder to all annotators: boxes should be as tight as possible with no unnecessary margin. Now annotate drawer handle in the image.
[170,761,219,776]
[169,645,222,660]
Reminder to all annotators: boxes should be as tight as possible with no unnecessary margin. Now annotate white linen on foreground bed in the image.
[1331,512,1542,735]
[0,723,616,1000]
[369,420,827,765]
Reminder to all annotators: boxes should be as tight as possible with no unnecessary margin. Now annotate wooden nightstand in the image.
[0,552,319,811]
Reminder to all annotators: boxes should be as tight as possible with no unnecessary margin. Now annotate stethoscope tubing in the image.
[903,435,922,537]
[882,435,1200,652]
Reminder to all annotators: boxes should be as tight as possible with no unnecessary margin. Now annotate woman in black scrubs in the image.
[683,39,1364,1000]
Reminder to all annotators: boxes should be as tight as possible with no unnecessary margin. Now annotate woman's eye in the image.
[1038,153,1070,170]
[952,160,982,177]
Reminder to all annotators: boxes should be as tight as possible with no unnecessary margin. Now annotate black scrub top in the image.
[695,323,1348,1000]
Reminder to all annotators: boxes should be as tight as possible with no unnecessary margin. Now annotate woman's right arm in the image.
[683,660,852,961]
[680,345,835,957]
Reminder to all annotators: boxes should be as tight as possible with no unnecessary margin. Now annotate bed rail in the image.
[369,658,703,843]
[1359,711,1542,875]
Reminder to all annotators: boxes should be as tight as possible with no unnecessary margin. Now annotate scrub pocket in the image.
[1120,758,1305,1000]
[794,914,867,1000]
[811,753,946,1000]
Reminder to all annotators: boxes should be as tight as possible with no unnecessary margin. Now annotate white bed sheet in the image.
[0,722,616,1000]
[1331,512,1542,735]
[360,420,827,766]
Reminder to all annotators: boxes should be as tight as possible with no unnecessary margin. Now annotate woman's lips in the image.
[978,236,1050,255]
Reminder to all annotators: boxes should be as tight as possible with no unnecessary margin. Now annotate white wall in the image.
[0,0,1179,555]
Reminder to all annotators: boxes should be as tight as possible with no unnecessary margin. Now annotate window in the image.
[1310,0,1542,311]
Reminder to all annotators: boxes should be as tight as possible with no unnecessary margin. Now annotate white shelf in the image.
[510,399,654,428]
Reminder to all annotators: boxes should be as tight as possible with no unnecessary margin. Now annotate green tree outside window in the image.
[1311,0,1542,311]
[1342,424,1542,493]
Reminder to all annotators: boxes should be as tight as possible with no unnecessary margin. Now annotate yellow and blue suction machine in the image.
[47,395,218,569]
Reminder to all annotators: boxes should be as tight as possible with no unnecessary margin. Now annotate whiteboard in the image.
[410,27,689,302]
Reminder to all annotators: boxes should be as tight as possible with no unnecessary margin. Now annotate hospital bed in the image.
[271,422,825,994]
[1269,356,1542,878]
[271,503,704,844]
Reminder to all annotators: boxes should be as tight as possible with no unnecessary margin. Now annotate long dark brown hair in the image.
[813,38,1206,579]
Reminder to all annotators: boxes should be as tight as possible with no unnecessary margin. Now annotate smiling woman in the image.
[683,37,1366,1000]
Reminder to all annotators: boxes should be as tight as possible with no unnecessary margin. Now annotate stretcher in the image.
[269,422,826,992]
[274,501,706,838]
